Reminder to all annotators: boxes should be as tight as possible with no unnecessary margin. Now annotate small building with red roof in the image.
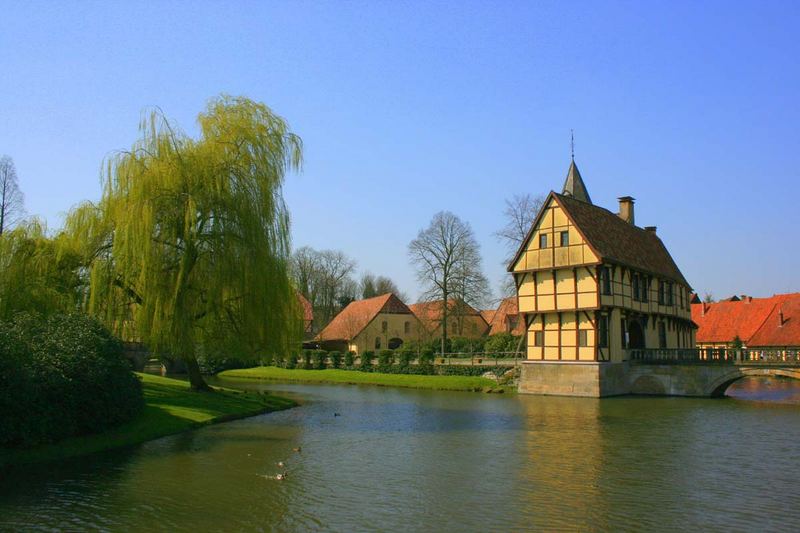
[692,292,800,350]
[316,293,419,354]
[409,300,489,339]
[483,297,526,336]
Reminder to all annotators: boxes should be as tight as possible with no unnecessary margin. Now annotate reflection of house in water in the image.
[316,293,419,354]
[511,160,695,396]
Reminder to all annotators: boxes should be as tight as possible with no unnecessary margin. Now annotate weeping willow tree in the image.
[67,96,303,390]
[0,219,84,320]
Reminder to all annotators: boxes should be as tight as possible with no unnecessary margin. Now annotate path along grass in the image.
[0,373,295,468]
[220,366,508,392]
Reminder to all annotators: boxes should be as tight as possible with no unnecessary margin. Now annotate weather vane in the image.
[570,129,575,160]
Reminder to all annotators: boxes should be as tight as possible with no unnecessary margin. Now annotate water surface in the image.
[1,378,799,531]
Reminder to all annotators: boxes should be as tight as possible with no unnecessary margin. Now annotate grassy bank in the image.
[0,373,295,468]
[220,366,507,392]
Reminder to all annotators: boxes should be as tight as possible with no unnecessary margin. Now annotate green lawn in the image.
[0,373,296,468]
[220,366,505,392]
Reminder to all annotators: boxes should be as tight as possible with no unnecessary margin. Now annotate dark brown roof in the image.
[561,160,592,204]
[316,293,412,341]
[509,191,690,287]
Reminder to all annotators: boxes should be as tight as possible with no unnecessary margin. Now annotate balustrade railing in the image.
[627,348,800,365]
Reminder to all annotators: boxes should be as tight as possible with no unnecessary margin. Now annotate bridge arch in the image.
[706,367,800,397]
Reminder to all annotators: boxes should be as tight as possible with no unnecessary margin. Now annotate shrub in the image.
[377,349,394,370]
[419,348,434,365]
[0,313,144,449]
[285,353,299,369]
[312,350,327,370]
[329,351,342,369]
[398,349,413,370]
[359,350,374,370]
[302,350,313,370]
[344,350,355,368]
[484,332,521,357]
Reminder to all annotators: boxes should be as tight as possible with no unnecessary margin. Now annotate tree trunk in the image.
[185,356,213,392]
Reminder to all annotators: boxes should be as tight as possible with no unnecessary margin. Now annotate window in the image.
[375,337,381,349]
[598,316,609,348]
[539,233,548,249]
[533,331,544,347]
[620,318,627,349]
[578,329,589,347]
[381,321,388,333]
[658,322,667,348]
[601,267,612,295]
[666,282,674,306]
[658,281,665,305]
[642,278,649,302]
[560,231,569,247]
[404,321,410,334]
[632,274,640,301]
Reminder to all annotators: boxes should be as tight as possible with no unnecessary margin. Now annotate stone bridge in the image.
[628,363,800,397]
[518,348,800,397]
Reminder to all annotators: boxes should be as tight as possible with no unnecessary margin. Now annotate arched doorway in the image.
[628,320,645,349]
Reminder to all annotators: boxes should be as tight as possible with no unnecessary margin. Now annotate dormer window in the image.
[560,231,569,247]
[539,234,548,249]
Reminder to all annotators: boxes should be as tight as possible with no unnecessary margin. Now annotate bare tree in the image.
[359,271,406,300]
[0,156,25,235]
[290,246,356,330]
[494,193,545,296]
[703,292,715,304]
[408,211,489,354]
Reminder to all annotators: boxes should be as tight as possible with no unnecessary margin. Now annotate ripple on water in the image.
[1,380,800,532]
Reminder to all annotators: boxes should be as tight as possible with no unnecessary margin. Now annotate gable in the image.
[511,193,599,273]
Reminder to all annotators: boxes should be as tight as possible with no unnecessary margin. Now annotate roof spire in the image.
[561,157,592,204]
[570,129,575,160]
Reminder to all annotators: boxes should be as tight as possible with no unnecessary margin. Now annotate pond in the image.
[1,377,799,531]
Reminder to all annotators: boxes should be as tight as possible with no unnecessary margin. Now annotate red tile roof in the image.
[297,292,313,332]
[316,293,412,341]
[409,300,487,332]
[485,297,526,336]
[748,294,800,347]
[691,293,800,346]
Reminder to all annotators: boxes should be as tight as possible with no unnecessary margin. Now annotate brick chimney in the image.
[644,226,657,234]
[618,196,635,225]
[779,308,785,327]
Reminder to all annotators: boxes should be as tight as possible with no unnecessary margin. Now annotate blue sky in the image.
[1,0,798,303]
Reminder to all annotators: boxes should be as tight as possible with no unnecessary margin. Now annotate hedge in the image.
[0,313,144,449]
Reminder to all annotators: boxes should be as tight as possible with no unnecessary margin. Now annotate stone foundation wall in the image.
[518,361,630,397]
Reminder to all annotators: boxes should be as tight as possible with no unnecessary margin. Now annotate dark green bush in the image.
[419,348,434,365]
[344,350,355,368]
[285,353,299,369]
[484,332,521,356]
[359,350,373,370]
[302,350,313,370]
[0,313,144,449]
[329,351,342,369]
[377,349,394,370]
[312,350,327,370]
[398,349,413,370]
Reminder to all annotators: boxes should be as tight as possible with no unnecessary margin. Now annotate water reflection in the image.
[1,380,799,532]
